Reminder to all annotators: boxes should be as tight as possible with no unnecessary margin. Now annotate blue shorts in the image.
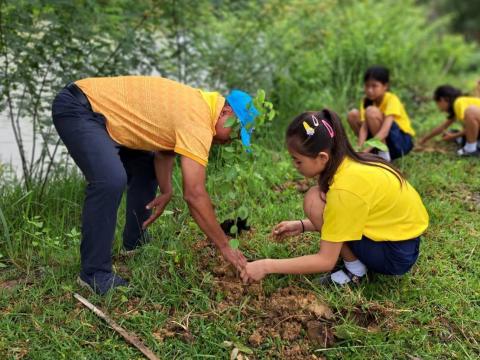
[369,121,413,160]
[347,236,420,275]
[386,121,413,159]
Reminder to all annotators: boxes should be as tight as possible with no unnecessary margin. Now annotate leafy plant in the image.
[362,138,389,152]
[223,88,276,151]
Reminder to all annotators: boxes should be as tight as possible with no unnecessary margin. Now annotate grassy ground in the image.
[1,108,479,359]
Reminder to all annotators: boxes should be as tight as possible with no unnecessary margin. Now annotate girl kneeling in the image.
[241,110,429,285]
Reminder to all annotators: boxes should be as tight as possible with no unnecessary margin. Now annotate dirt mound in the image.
[153,321,194,343]
[193,240,336,354]
[244,287,335,348]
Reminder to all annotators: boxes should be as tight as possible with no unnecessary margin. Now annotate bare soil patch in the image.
[193,239,336,355]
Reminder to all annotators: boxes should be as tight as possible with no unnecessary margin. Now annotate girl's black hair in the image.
[363,66,390,108]
[433,85,462,119]
[364,65,390,84]
[286,109,405,195]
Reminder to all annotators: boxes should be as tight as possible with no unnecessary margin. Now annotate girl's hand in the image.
[240,260,268,283]
[417,136,428,146]
[441,131,459,142]
[272,221,303,241]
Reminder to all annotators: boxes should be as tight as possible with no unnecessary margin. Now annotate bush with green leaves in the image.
[273,0,476,120]
[194,0,478,129]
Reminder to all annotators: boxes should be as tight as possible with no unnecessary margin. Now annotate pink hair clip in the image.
[321,119,335,138]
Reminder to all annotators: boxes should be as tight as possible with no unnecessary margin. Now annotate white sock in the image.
[464,142,477,153]
[330,260,367,285]
[378,150,391,162]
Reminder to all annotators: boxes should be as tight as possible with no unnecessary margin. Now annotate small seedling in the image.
[221,217,251,238]
[229,238,240,250]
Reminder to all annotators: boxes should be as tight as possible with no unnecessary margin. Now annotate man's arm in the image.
[180,156,246,271]
[154,151,175,195]
[142,151,175,229]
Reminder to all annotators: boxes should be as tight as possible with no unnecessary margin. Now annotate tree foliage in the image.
[0,0,478,188]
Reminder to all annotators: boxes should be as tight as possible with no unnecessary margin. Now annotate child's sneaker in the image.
[77,271,129,295]
[457,148,480,157]
[314,266,367,286]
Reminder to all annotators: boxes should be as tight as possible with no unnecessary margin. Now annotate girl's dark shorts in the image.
[386,121,413,160]
[347,236,420,275]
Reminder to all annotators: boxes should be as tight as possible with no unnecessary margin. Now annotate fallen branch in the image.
[74,293,159,360]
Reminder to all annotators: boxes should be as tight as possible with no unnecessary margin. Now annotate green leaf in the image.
[0,262,7,268]
[364,138,388,152]
[237,206,249,220]
[229,238,239,249]
[223,117,237,128]
[233,342,253,354]
[256,89,265,104]
[268,109,276,121]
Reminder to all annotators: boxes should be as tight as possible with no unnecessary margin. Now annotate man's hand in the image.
[219,245,247,273]
[142,193,172,229]
[240,260,268,283]
[272,221,303,241]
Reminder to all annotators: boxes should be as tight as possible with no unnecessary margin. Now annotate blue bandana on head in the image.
[226,90,259,150]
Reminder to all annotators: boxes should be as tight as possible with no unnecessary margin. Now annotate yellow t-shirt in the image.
[75,76,225,166]
[321,157,429,242]
[453,96,480,121]
[360,92,415,136]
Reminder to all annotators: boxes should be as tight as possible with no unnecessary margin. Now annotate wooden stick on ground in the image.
[74,293,159,360]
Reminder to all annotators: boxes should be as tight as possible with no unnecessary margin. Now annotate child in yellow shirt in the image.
[347,66,415,162]
[240,109,428,285]
[419,85,480,156]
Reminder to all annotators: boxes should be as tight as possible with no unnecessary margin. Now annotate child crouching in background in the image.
[347,66,416,161]
[241,109,429,285]
[419,84,480,156]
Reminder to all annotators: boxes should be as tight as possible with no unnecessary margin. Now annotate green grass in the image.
[1,114,480,359]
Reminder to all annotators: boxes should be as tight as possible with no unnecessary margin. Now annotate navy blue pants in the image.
[52,87,157,275]
[347,236,420,275]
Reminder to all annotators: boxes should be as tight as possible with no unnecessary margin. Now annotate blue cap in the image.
[226,90,260,149]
